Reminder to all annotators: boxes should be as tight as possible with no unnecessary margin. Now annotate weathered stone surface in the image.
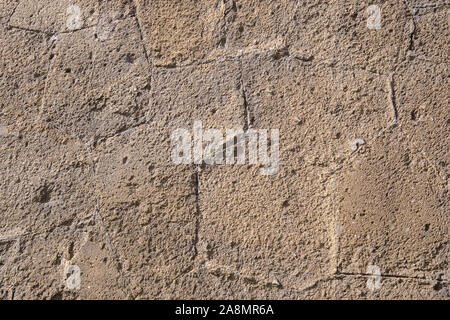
[0,223,127,300]
[91,61,247,298]
[0,24,50,117]
[192,53,395,292]
[412,8,449,64]
[40,17,150,144]
[407,1,448,9]
[7,0,133,34]
[9,0,98,34]
[135,0,220,67]
[212,0,338,62]
[395,60,448,181]
[334,126,448,280]
[136,0,338,66]
[93,126,197,299]
[197,164,335,290]
[329,274,448,299]
[0,113,94,236]
[163,266,304,299]
[241,52,393,170]
[337,1,411,74]
[0,1,448,300]
[0,0,18,23]
[165,268,448,299]
[150,61,244,128]
[98,0,135,21]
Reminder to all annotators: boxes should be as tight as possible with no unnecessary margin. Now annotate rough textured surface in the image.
[0,24,50,117]
[0,1,448,300]
[0,1,18,24]
[94,126,198,299]
[0,111,94,235]
[41,17,150,144]
[337,1,411,74]
[334,126,448,280]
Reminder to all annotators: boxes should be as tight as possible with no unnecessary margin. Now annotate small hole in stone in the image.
[35,185,51,203]
[51,292,63,300]
[122,156,128,164]
[65,68,71,73]
[433,282,442,291]
[125,53,135,63]
[424,224,430,231]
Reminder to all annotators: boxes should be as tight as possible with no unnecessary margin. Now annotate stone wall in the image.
[0,0,448,299]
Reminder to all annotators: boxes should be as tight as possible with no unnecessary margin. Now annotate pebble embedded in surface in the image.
[349,138,366,151]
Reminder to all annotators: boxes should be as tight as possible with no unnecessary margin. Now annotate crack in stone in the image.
[239,59,251,131]
[198,262,436,296]
[6,1,20,25]
[133,17,150,66]
[73,138,135,299]
[89,121,149,149]
[4,6,140,39]
[0,234,23,243]
[1,22,52,35]
[154,58,219,69]
[201,262,288,290]
[150,47,332,70]
[330,176,340,275]
[58,24,97,35]
[192,166,202,263]
[337,271,449,283]
[2,21,98,37]
[408,8,417,53]
[387,73,398,124]
[35,38,58,126]
[132,1,151,67]
[411,2,450,10]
